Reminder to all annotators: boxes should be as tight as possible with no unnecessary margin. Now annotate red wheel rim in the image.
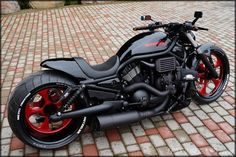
[195,52,223,97]
[24,87,72,134]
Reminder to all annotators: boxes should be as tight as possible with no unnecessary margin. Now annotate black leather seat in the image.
[74,55,119,79]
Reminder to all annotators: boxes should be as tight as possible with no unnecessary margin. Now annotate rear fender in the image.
[40,58,90,80]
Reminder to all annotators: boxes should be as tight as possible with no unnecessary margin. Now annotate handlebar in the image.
[133,26,151,31]
[133,22,208,32]
[133,24,168,31]
[196,26,208,31]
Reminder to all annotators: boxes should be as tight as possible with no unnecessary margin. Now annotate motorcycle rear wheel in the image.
[8,70,87,149]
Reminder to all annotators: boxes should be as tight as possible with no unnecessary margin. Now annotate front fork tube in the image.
[197,54,219,79]
[185,32,219,79]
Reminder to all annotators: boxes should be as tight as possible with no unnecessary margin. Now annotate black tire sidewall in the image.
[8,71,87,149]
[191,46,230,104]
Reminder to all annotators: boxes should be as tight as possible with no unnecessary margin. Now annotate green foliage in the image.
[17,0,30,9]
[65,0,81,5]
[114,0,146,1]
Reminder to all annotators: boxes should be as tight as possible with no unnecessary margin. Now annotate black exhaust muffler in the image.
[50,101,123,122]
[94,96,169,130]
[51,82,169,127]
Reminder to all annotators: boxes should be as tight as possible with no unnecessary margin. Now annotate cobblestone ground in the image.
[1,1,235,156]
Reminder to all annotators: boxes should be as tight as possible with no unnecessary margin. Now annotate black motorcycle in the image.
[8,11,229,149]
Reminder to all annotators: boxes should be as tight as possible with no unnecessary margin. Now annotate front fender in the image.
[196,42,224,78]
[40,58,89,80]
[196,42,215,56]
[187,42,215,68]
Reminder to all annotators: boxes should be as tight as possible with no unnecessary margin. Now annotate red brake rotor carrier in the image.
[24,88,72,134]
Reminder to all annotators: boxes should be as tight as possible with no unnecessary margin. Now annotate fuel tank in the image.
[116,31,172,63]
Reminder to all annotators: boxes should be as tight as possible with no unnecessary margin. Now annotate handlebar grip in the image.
[133,26,150,31]
[133,24,167,31]
[197,26,208,31]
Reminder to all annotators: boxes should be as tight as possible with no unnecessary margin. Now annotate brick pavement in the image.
[1,1,235,156]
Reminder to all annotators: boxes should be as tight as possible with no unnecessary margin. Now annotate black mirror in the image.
[141,15,152,21]
[194,11,203,18]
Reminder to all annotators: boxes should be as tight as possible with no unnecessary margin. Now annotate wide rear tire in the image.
[8,70,87,149]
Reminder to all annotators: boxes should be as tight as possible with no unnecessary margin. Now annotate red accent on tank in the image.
[144,41,166,47]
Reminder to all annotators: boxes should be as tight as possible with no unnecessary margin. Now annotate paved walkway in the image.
[1,1,235,156]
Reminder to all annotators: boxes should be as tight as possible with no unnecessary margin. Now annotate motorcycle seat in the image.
[74,55,120,79]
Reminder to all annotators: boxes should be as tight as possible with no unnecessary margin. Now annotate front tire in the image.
[8,70,87,149]
[191,46,230,104]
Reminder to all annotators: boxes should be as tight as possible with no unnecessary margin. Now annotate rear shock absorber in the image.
[58,85,86,114]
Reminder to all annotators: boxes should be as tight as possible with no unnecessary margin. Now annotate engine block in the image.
[121,63,142,84]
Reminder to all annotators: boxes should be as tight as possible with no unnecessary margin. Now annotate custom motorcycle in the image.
[8,11,229,149]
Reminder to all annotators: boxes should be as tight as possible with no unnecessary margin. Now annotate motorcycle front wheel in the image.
[8,70,87,149]
[191,46,230,104]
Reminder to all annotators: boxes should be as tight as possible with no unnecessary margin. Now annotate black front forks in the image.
[197,54,219,79]
[185,32,219,79]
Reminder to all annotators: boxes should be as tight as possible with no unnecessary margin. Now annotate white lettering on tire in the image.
[77,117,87,134]
[17,92,31,120]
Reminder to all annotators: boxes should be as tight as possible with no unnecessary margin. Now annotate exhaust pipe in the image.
[51,82,169,125]
[50,101,123,122]
[123,82,169,96]
[95,96,169,130]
